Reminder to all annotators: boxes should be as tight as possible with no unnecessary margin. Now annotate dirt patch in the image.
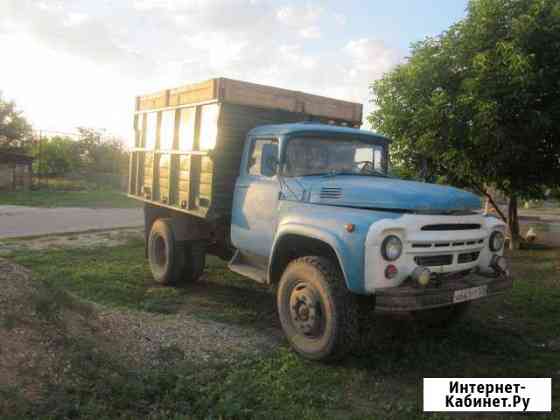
[100,308,279,367]
[0,258,103,413]
[0,228,144,256]
[0,257,279,414]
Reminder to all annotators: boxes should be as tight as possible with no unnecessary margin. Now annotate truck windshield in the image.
[283,137,386,177]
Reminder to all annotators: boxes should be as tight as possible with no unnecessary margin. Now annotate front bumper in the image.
[374,271,512,312]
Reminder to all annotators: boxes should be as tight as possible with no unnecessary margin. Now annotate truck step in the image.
[228,250,267,283]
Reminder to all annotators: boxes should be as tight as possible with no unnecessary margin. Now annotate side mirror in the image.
[261,143,279,177]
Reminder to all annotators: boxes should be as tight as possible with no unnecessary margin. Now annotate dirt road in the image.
[0,205,143,239]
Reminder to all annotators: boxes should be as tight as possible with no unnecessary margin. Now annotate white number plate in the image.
[453,285,488,303]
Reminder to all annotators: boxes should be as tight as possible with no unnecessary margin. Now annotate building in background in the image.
[0,150,33,191]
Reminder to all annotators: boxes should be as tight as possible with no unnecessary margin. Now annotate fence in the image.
[32,171,129,192]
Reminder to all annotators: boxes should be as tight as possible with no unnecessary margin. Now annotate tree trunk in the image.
[481,190,507,223]
[508,195,520,250]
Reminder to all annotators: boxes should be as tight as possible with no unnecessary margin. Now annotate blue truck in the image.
[128,78,512,361]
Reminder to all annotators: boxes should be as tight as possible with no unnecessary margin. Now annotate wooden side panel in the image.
[131,80,364,218]
[158,154,171,204]
[177,155,191,209]
[169,79,216,107]
[217,78,362,125]
[135,78,362,125]
[137,91,169,111]
[143,153,155,199]
[207,103,310,218]
[199,156,213,206]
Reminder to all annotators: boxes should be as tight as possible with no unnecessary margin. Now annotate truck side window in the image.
[248,139,278,177]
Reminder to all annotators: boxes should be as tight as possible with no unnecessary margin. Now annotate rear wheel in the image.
[277,256,359,361]
[184,242,206,283]
[148,218,186,286]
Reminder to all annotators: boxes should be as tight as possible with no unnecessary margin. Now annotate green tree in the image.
[0,92,32,150]
[77,127,128,174]
[36,136,82,176]
[370,0,560,248]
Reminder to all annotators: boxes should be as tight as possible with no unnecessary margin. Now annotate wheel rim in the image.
[153,235,167,268]
[288,282,325,338]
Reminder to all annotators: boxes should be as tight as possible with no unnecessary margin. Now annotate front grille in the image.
[410,238,484,248]
[320,187,342,199]
[458,251,480,264]
[414,254,453,267]
[421,223,481,231]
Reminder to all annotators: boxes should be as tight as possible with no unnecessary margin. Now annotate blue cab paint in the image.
[231,123,482,294]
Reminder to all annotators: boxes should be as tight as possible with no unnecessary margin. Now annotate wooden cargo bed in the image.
[128,78,363,220]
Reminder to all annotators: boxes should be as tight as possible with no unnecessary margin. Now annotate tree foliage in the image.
[0,92,32,149]
[34,128,128,177]
[76,127,128,174]
[35,136,82,176]
[370,0,560,244]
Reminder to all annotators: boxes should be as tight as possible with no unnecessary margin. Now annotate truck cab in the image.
[129,78,512,361]
[226,123,511,359]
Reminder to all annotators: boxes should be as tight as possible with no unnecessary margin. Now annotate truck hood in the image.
[302,176,481,213]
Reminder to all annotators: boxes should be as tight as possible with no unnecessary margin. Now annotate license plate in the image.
[453,285,488,303]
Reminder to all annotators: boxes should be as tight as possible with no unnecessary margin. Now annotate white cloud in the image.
[0,0,402,138]
[299,26,321,39]
[64,12,89,26]
[276,3,323,28]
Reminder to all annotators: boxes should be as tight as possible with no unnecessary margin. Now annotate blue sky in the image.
[323,0,469,51]
[0,0,470,142]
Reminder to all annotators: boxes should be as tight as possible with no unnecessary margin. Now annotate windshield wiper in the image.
[323,170,388,178]
[362,169,389,178]
[323,171,361,178]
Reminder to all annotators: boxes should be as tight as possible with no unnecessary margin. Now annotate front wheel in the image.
[277,256,359,361]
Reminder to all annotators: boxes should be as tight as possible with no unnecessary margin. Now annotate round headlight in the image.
[381,235,403,261]
[489,231,505,252]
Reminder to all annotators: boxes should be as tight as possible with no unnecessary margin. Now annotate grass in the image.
[0,189,140,208]
[5,239,560,419]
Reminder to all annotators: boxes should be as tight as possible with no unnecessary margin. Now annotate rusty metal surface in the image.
[374,272,512,312]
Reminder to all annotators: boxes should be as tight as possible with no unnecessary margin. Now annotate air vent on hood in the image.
[320,187,342,199]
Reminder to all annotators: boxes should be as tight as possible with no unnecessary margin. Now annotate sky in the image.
[0,0,469,144]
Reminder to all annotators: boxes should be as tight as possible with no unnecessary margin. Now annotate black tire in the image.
[410,302,471,328]
[148,218,186,286]
[184,242,206,283]
[277,256,360,361]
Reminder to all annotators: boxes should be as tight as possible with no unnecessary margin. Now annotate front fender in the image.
[269,204,401,294]
[270,222,359,289]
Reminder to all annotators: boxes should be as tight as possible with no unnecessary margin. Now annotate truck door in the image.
[231,137,279,262]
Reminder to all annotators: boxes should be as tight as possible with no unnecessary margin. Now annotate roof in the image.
[0,150,34,164]
[247,122,391,143]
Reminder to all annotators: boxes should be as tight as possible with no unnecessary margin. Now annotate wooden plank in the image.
[169,79,216,107]
[136,77,362,124]
[200,172,213,184]
[217,78,362,124]
[199,183,211,196]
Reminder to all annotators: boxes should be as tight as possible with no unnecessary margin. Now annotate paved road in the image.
[0,206,144,239]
